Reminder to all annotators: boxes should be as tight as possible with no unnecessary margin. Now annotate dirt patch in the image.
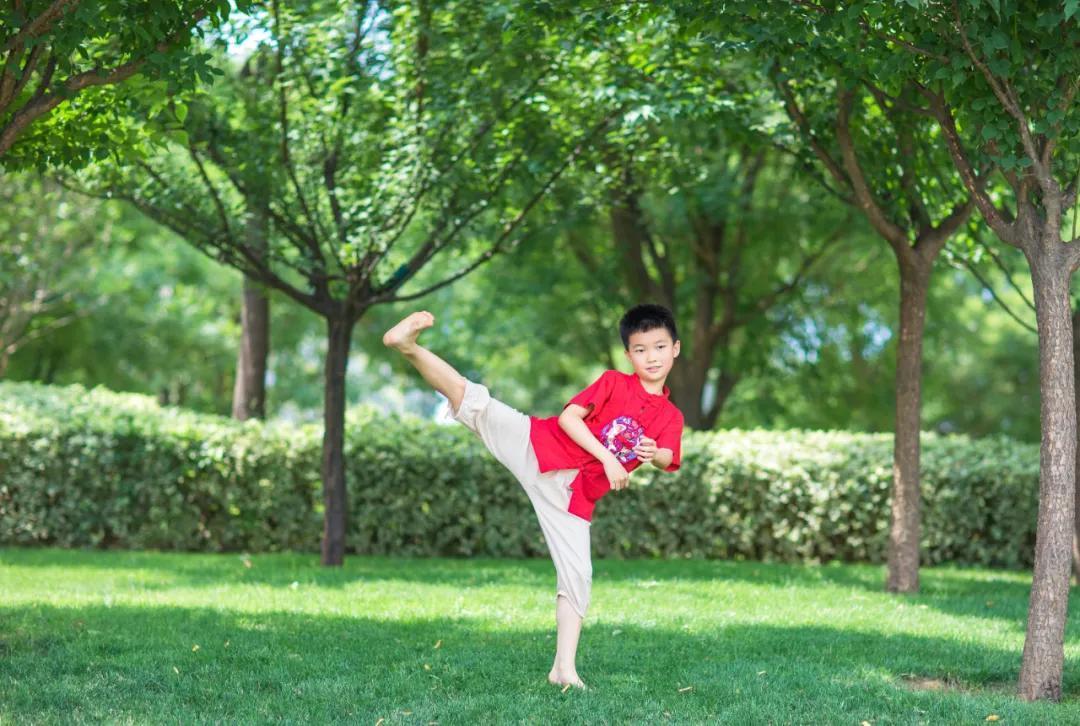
[901,675,953,691]
[898,674,1015,696]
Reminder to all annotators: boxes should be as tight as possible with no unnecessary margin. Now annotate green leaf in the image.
[987,57,1010,76]
[166,129,189,147]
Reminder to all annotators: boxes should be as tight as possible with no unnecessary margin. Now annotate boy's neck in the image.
[635,372,667,395]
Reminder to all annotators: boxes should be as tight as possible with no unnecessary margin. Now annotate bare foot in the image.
[548,667,586,690]
[382,311,434,353]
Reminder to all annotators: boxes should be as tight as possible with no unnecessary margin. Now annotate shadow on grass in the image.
[3,601,1080,724]
[0,547,895,591]
[0,548,1067,634]
[0,547,556,589]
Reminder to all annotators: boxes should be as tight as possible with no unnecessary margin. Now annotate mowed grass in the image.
[3,550,1080,724]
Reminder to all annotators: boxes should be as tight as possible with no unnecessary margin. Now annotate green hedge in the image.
[0,381,1040,567]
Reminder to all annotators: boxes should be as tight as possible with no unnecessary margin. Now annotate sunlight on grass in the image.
[3,549,1080,724]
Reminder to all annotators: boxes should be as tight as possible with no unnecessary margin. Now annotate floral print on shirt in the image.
[599,415,644,464]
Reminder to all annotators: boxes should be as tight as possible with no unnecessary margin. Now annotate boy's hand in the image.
[603,456,629,490]
[633,436,658,463]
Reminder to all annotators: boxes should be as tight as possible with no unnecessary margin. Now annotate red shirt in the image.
[529,369,685,521]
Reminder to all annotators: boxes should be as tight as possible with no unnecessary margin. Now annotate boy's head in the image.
[619,304,680,386]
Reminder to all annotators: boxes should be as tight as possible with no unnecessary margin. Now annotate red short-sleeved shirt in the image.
[529,370,685,521]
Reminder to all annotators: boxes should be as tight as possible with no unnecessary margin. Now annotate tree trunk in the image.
[703,370,738,430]
[321,314,354,566]
[231,273,270,419]
[1072,305,1080,583]
[1018,250,1076,701]
[670,368,737,430]
[886,257,931,593]
[42,351,59,384]
[232,203,270,420]
[669,354,711,429]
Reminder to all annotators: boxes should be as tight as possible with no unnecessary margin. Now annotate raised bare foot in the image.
[548,667,586,690]
[382,311,434,353]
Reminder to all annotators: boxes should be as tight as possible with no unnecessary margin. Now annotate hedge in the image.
[0,381,1040,567]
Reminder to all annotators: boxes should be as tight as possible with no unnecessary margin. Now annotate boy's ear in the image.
[673,340,681,358]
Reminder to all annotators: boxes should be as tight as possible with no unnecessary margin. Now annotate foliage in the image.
[86,0,606,320]
[0,381,1040,567]
[0,173,113,375]
[1,188,273,415]
[0,0,248,167]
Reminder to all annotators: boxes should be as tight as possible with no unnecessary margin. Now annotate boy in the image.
[382,303,685,689]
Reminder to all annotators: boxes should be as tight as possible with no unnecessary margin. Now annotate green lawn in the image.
[2,549,1080,724]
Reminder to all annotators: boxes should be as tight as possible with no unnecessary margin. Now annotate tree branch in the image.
[769,139,854,205]
[774,73,850,190]
[976,235,1036,312]
[859,18,949,64]
[951,0,1053,197]
[201,128,334,289]
[752,222,841,316]
[916,196,973,263]
[835,86,909,253]
[951,255,1037,333]
[378,108,617,303]
[271,0,327,256]
[187,144,235,244]
[0,0,81,55]
[0,10,207,156]
[0,42,44,112]
[919,83,1020,248]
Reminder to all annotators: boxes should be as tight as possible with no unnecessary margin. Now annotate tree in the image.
[576,137,844,429]
[3,199,253,413]
[0,174,108,375]
[91,0,614,565]
[515,9,843,429]
[741,2,973,593]
[862,0,1080,701]
[0,0,244,166]
[231,200,270,420]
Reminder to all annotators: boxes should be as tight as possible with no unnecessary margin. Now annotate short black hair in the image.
[619,303,679,349]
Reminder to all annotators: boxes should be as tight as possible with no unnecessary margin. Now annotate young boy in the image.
[382,303,685,689]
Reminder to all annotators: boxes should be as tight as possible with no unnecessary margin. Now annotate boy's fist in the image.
[604,457,629,490]
[633,436,658,463]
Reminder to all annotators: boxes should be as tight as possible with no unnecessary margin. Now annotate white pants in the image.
[447,380,593,618]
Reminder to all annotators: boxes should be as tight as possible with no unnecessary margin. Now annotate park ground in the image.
[3,549,1080,724]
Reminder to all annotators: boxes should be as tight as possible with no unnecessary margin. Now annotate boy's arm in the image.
[651,448,674,470]
[632,436,673,469]
[558,404,630,490]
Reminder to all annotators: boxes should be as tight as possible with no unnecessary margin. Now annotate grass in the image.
[3,549,1080,724]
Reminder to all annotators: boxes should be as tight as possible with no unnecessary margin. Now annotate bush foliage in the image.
[0,382,1039,567]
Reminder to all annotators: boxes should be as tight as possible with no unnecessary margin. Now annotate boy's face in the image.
[624,327,680,385]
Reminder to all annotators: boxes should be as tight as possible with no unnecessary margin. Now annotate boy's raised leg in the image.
[383,311,466,411]
[548,595,586,688]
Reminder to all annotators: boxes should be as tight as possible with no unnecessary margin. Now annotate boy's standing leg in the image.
[553,595,585,687]
[384,310,588,688]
